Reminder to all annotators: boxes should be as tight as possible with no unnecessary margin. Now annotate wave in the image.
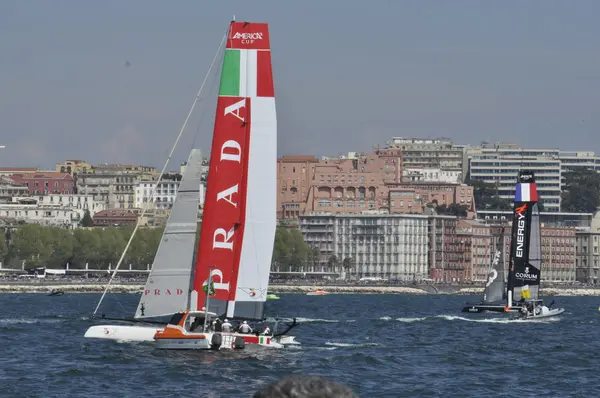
[324,342,380,348]
[265,317,340,324]
[0,317,65,325]
[396,317,428,323]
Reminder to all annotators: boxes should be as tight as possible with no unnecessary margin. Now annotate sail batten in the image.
[134,149,203,319]
[193,21,276,321]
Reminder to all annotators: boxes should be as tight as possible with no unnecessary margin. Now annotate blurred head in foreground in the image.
[253,376,358,398]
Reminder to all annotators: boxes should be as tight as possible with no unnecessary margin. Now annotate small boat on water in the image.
[463,171,564,320]
[266,294,279,300]
[47,289,65,296]
[306,290,329,296]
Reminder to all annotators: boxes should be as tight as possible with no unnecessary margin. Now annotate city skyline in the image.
[2,1,600,168]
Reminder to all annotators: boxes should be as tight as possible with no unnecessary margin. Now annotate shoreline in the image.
[2,282,600,296]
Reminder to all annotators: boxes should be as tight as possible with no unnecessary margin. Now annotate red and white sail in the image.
[192,21,277,320]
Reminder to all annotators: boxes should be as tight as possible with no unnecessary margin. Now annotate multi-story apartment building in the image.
[0,176,29,201]
[0,167,39,177]
[93,209,138,227]
[78,164,155,209]
[299,213,457,281]
[55,159,93,175]
[377,137,465,184]
[0,194,105,228]
[455,218,577,283]
[559,151,600,172]
[9,172,75,195]
[467,143,562,211]
[135,175,181,210]
[575,214,600,284]
[278,152,475,220]
[11,194,105,214]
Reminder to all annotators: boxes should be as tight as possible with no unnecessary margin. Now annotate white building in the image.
[559,151,600,172]
[0,194,105,227]
[300,213,430,281]
[575,213,600,284]
[467,143,562,212]
[135,177,206,210]
[402,167,462,184]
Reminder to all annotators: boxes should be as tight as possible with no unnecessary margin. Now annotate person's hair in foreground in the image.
[253,375,358,398]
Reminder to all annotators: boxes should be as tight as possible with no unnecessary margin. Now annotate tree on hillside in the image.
[466,179,512,211]
[436,204,469,218]
[80,210,94,227]
[562,168,600,213]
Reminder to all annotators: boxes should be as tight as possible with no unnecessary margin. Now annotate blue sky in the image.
[1,0,599,169]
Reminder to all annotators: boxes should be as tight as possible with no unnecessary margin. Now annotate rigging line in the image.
[92,29,229,318]
[190,45,223,150]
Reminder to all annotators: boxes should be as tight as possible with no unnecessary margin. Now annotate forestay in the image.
[135,149,203,319]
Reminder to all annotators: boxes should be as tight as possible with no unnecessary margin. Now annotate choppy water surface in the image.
[1,293,599,397]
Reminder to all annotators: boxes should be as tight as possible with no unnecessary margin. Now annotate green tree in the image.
[342,256,355,279]
[0,229,7,264]
[436,204,469,218]
[10,225,53,268]
[327,254,339,273]
[80,210,94,227]
[306,245,321,271]
[273,227,292,271]
[466,179,512,210]
[561,168,600,213]
[71,228,101,268]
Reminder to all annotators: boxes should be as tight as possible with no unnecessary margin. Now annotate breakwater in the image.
[2,282,600,296]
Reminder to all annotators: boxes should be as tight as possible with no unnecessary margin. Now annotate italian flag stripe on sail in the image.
[220,23,274,98]
[219,50,274,98]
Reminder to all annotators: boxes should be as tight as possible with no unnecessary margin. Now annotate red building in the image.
[93,210,138,227]
[10,172,74,195]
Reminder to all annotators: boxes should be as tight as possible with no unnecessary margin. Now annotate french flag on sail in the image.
[514,183,539,202]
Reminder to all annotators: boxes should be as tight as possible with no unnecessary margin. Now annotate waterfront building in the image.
[55,159,93,175]
[92,209,138,227]
[467,143,562,212]
[575,214,600,284]
[299,213,457,281]
[0,176,29,200]
[375,137,465,184]
[0,194,105,227]
[9,172,75,195]
[278,152,475,220]
[559,151,600,172]
[78,164,155,209]
[0,167,39,177]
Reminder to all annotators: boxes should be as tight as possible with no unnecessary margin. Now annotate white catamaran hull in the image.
[518,306,565,320]
[85,324,298,347]
[84,325,162,342]
[155,332,283,350]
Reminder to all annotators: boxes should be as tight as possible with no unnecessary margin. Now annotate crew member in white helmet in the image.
[239,320,253,334]
[262,325,271,335]
[222,318,232,332]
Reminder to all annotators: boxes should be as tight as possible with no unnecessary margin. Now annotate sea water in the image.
[0,293,598,397]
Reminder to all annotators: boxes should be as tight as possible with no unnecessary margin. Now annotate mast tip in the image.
[232,14,236,22]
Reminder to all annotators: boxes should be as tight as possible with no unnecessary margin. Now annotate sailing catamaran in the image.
[504,171,564,319]
[463,171,564,319]
[461,226,508,313]
[85,20,299,349]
